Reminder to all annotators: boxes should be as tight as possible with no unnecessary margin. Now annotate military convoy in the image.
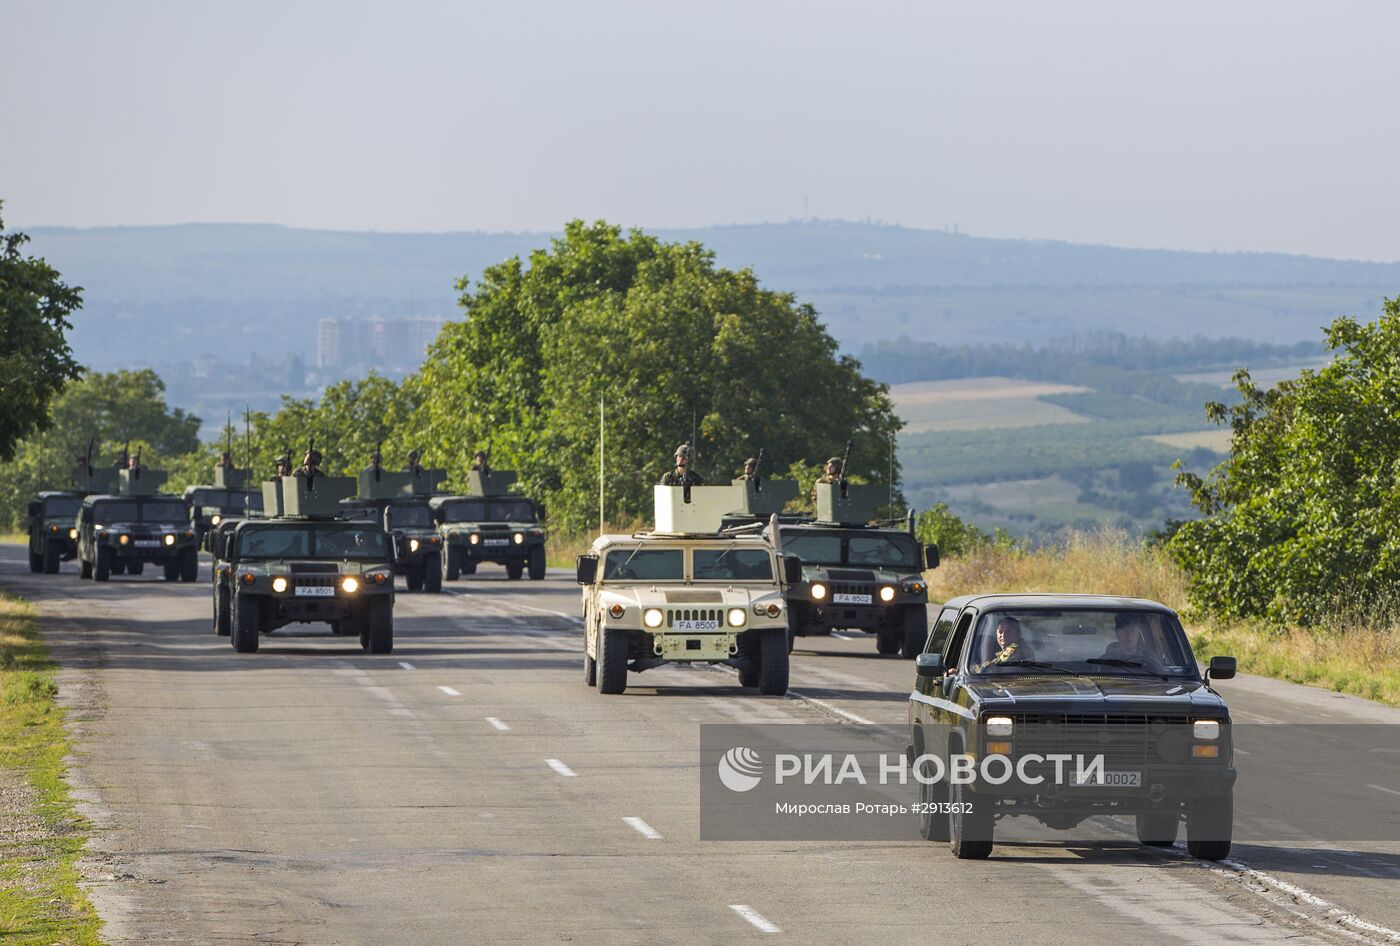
[210,467,396,653]
[576,481,799,695]
[341,458,449,593]
[183,458,263,546]
[433,467,548,581]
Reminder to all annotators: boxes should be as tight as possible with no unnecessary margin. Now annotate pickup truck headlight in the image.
[727,608,747,627]
[643,608,664,628]
[1192,720,1220,741]
[985,716,1014,737]
[879,585,896,602]
[810,582,828,600]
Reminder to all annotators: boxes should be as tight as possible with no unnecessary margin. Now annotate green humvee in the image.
[341,466,448,593]
[184,463,264,546]
[27,491,84,574]
[431,469,547,581]
[75,467,200,582]
[214,473,396,654]
[775,481,939,659]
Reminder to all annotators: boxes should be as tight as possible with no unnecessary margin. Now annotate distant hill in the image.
[23,220,1400,369]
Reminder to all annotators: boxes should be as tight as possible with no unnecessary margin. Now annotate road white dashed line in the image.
[729,905,781,933]
[546,758,578,777]
[398,661,415,670]
[786,690,877,725]
[623,817,662,839]
[1369,783,1400,797]
[437,686,461,697]
[485,717,510,731]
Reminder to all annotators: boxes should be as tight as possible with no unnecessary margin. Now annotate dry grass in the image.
[924,530,1400,708]
[546,521,645,569]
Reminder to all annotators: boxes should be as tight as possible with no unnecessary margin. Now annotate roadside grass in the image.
[546,521,645,571]
[0,592,101,945]
[924,531,1400,709]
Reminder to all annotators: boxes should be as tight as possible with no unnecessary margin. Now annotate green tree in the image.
[1168,297,1400,624]
[417,221,901,527]
[0,203,84,459]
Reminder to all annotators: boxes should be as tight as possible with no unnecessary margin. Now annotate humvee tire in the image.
[505,562,524,581]
[949,778,993,859]
[423,553,442,593]
[163,561,180,581]
[179,547,198,582]
[738,661,760,689]
[901,604,928,659]
[128,561,145,576]
[43,543,61,574]
[94,547,113,582]
[213,584,231,636]
[365,596,393,654]
[231,594,260,653]
[1186,796,1232,861]
[528,546,546,580]
[28,548,42,572]
[443,546,460,581]
[876,631,901,655]
[1136,811,1179,847]
[406,569,424,592]
[583,648,597,686]
[758,628,789,695]
[597,627,628,694]
[80,556,93,579]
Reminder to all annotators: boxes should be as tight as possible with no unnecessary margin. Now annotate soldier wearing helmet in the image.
[403,449,422,474]
[660,443,704,487]
[300,448,323,478]
[274,454,291,478]
[737,457,760,481]
[469,450,488,472]
[366,449,383,479]
[810,456,843,501]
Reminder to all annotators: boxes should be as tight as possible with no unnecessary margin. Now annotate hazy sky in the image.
[3,0,1398,260]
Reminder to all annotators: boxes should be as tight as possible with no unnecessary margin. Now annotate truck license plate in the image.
[134,539,161,548]
[483,538,509,546]
[1071,770,1141,788]
[832,593,872,605]
[294,586,335,597]
[675,620,719,631]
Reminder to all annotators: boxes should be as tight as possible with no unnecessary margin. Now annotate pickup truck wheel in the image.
[213,584,231,636]
[875,631,901,655]
[528,545,546,580]
[28,546,43,572]
[423,553,442,593]
[163,561,180,581]
[597,627,628,694]
[1136,811,1180,847]
[179,547,198,582]
[443,547,460,581]
[901,605,928,659]
[948,778,993,859]
[758,628,789,695]
[43,542,61,574]
[405,569,424,592]
[919,762,951,842]
[1186,795,1232,860]
[94,547,112,582]
[365,596,393,654]
[231,594,260,653]
[505,562,524,581]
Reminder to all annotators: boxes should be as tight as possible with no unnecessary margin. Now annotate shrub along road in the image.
[1,543,1397,945]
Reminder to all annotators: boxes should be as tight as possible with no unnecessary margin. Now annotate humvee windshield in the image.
[603,548,683,581]
[439,499,535,523]
[693,547,773,581]
[42,496,81,517]
[387,504,434,528]
[780,529,919,568]
[91,499,187,524]
[966,609,1197,678]
[238,524,391,560]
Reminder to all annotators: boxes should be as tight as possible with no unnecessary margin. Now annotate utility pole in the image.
[598,396,605,531]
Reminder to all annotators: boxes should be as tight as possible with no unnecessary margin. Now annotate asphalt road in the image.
[3,543,1399,946]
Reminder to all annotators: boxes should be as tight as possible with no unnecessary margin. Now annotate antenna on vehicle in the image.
[839,439,853,498]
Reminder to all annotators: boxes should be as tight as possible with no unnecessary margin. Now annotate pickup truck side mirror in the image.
[1206,655,1236,681]
[915,653,946,677]
[783,555,803,586]
[576,555,598,585]
[924,544,940,570]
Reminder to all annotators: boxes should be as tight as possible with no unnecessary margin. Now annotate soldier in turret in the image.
[738,457,759,480]
[366,449,384,478]
[469,450,488,472]
[274,454,291,478]
[216,451,232,469]
[404,449,423,474]
[661,444,704,487]
[810,456,842,501]
[301,448,323,478]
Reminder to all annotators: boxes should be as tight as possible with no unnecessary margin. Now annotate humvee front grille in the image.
[666,608,723,628]
[292,576,335,588]
[833,583,875,599]
[479,531,512,543]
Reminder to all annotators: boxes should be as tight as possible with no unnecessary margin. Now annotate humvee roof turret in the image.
[71,465,119,495]
[262,474,355,518]
[356,468,448,501]
[466,469,517,496]
[814,480,885,526]
[118,466,169,496]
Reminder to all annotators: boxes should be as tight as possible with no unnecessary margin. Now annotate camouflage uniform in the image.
[660,444,704,487]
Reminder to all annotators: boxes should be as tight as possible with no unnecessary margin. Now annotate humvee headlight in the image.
[1192,720,1220,741]
[513,532,524,544]
[271,576,288,593]
[409,538,420,552]
[643,608,664,628]
[341,576,360,593]
[608,603,625,619]
[810,582,828,600]
[469,533,481,545]
[68,528,78,539]
[727,608,747,627]
[879,585,896,603]
[119,534,129,545]
[211,514,221,525]
[985,716,1014,737]
[164,534,176,546]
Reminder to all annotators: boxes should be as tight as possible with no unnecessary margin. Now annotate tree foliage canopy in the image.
[0,204,84,460]
[1168,297,1400,624]
[417,221,901,526]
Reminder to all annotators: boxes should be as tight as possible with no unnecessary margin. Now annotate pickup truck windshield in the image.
[967,609,1198,678]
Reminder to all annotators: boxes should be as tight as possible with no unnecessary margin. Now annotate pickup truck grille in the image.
[1008,713,1191,767]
